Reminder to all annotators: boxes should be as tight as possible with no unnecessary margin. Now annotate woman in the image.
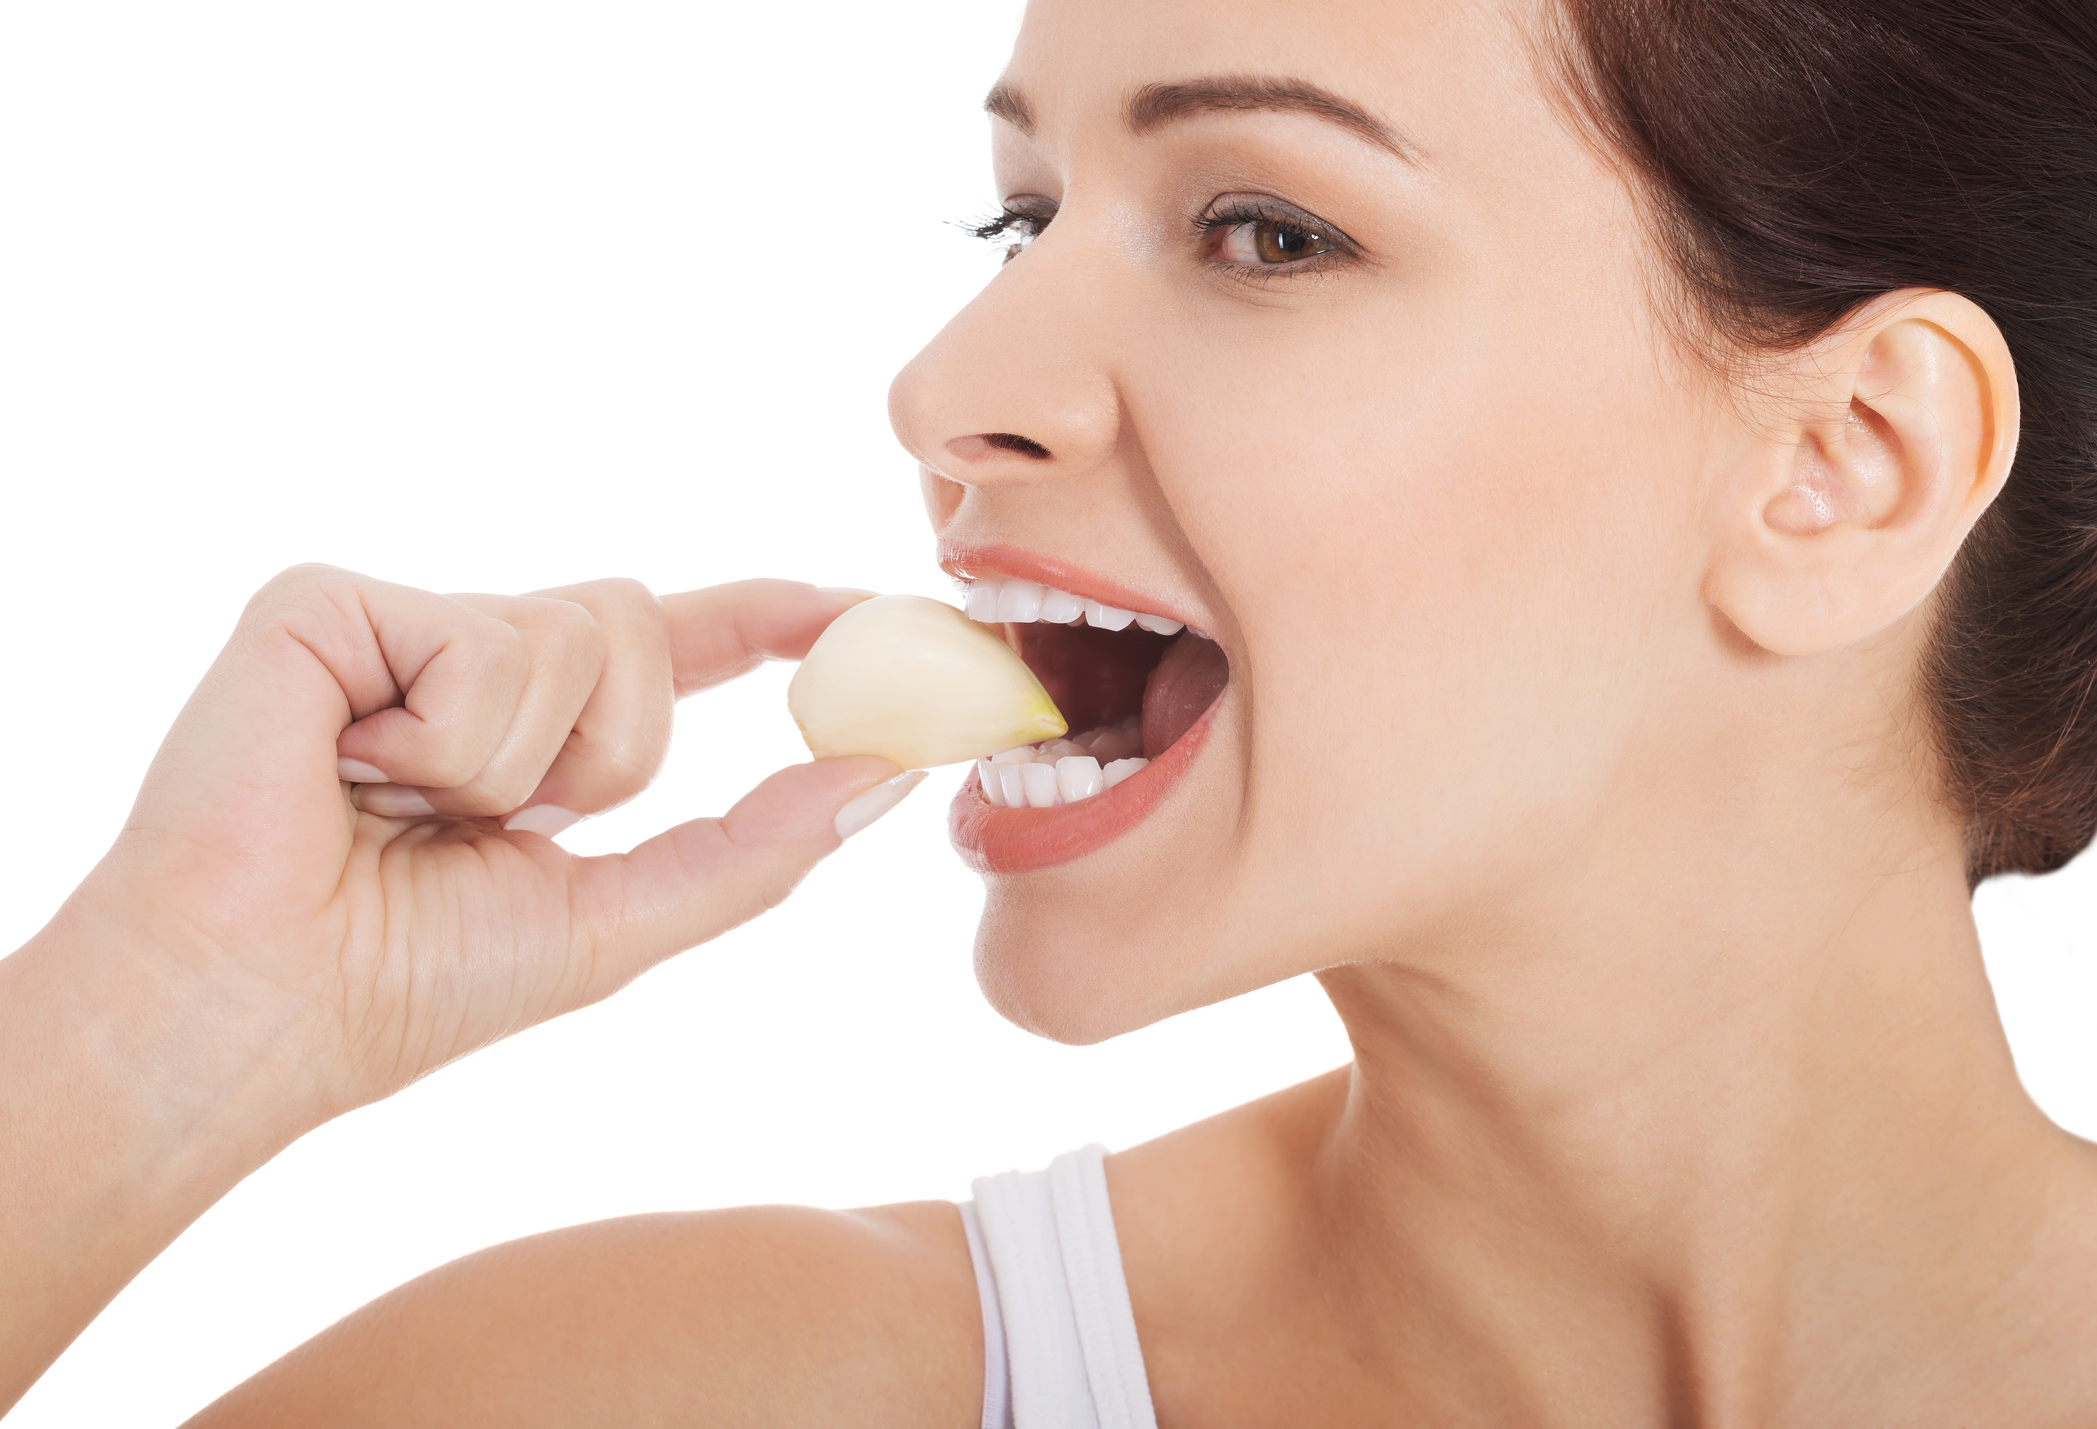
[6,0,2096,1421]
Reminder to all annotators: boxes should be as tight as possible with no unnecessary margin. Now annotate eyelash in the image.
[966,208,1050,263]
[966,197,1355,276]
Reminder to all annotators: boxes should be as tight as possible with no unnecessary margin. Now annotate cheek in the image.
[1142,298,1698,942]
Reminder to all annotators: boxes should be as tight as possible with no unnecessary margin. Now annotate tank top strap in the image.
[957,1198,1011,1429]
[962,1144,1159,1429]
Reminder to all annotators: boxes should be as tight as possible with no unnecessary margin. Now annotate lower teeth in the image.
[976,717,1149,808]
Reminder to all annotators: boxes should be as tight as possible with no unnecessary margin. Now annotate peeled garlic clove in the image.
[788,594,1067,768]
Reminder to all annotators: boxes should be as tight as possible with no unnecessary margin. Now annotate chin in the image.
[971,895,1197,1046]
[967,827,1281,1045]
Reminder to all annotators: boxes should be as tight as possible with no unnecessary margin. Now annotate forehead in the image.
[1003,0,1552,153]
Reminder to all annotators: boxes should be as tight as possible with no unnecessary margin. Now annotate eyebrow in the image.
[984,81,1035,134]
[982,74,1423,165]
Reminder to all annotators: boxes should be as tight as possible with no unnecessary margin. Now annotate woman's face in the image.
[889,0,1727,1041]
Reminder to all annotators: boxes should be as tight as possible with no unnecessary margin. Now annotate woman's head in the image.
[887,0,2088,1042]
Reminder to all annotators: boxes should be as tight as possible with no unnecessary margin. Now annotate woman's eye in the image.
[969,207,1052,263]
[1219,219,1337,265]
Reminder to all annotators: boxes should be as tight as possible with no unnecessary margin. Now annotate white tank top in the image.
[959,1145,1159,1429]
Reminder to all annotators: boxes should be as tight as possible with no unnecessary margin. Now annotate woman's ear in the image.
[1703,290,2018,657]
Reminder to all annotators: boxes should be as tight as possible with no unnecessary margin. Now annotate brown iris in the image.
[1252,222,1334,262]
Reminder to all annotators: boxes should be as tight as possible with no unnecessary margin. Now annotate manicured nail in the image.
[337,757,389,783]
[504,805,583,838]
[834,770,927,840]
[356,784,437,818]
[817,586,880,597]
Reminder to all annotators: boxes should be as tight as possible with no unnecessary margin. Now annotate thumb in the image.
[567,756,920,995]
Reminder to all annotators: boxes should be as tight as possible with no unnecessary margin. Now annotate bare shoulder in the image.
[184,1200,983,1428]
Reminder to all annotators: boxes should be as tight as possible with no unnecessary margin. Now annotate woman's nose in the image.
[887,242,1123,495]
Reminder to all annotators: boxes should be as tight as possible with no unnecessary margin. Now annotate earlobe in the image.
[1704,290,2017,658]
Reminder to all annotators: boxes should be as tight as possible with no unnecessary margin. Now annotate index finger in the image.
[662,580,875,696]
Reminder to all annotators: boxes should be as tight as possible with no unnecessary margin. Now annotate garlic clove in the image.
[787,594,1067,768]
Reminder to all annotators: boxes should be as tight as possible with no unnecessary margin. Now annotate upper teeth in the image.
[961,577,1190,637]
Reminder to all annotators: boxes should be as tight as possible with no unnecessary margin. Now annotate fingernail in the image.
[356,784,437,818]
[817,586,880,598]
[504,805,583,838]
[337,757,389,783]
[834,770,927,841]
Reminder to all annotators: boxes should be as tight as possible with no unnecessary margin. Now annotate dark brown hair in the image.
[1550,0,2097,882]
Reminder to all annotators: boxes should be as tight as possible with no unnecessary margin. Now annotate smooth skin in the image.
[9,0,2097,1423]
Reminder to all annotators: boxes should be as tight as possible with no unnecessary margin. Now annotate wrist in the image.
[19,897,333,1149]
[0,912,328,1404]
[4,903,331,1225]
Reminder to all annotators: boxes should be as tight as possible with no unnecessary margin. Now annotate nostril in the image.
[984,432,1051,458]
[948,432,1053,462]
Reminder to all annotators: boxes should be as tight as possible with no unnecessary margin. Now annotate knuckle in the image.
[433,621,529,708]
[247,562,350,617]
[548,604,609,671]
[548,597,602,642]
[589,576,661,615]
[267,560,347,592]
[516,597,605,659]
[556,576,659,610]
[477,621,532,687]
[236,565,371,662]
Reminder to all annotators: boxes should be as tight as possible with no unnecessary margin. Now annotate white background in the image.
[2,4,2091,1423]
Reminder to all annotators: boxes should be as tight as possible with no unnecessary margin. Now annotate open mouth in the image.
[944,551,1231,871]
[960,575,1230,806]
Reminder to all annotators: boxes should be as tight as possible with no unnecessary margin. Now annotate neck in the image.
[1310,810,2068,1425]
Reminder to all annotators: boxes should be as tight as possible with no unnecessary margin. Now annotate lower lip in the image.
[947,700,1220,874]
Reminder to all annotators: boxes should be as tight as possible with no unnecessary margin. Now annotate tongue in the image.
[1141,633,1229,758]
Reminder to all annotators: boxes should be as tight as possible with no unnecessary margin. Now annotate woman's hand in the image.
[0,565,908,1407]
[98,564,906,1112]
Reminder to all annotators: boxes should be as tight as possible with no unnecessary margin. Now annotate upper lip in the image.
[936,540,1214,636]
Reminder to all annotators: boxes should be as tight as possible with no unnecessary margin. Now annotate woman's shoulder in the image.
[183,1199,984,1428]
